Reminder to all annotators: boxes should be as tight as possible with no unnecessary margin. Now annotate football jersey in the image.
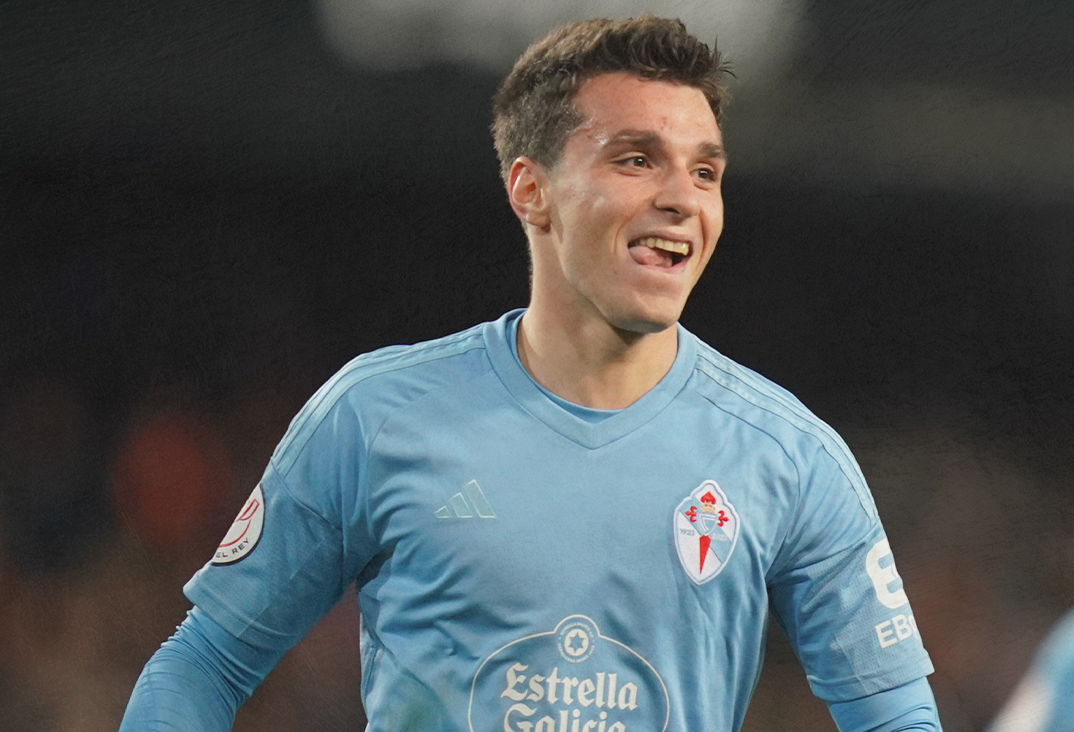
[186,310,933,732]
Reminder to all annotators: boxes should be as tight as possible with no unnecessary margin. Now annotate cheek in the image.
[704,198,725,237]
[578,191,620,226]
[570,198,628,257]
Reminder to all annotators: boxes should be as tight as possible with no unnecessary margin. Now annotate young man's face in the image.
[529,72,726,336]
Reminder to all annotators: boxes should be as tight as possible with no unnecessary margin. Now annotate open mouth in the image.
[628,237,691,268]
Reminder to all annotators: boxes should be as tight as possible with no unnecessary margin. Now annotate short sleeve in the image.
[185,390,378,651]
[767,457,934,702]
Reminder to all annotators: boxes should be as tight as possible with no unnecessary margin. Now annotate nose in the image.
[653,166,701,219]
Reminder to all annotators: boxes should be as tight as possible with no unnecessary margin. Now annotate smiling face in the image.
[516,72,726,337]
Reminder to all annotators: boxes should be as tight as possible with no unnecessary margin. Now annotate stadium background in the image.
[1,0,1072,729]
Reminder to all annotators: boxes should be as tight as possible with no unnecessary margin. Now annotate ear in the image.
[507,156,551,231]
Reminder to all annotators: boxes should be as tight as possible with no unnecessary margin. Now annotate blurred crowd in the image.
[0,369,366,731]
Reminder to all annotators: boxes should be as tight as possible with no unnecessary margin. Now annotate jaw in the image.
[531,266,686,341]
[526,232,710,343]
[596,273,695,336]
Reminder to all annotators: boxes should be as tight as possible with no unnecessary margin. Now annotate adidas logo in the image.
[435,479,496,519]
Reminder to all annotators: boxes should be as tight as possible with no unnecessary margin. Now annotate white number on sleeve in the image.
[866,538,909,609]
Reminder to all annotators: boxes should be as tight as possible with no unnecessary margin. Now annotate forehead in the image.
[568,72,722,148]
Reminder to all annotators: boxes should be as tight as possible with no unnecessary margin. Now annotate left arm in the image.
[766,455,938,729]
[828,677,941,732]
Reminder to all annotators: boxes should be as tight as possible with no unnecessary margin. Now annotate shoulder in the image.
[686,334,819,440]
[684,332,872,510]
[317,322,490,404]
[271,321,494,475]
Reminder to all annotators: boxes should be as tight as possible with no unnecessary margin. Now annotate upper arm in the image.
[767,461,934,702]
[184,390,378,650]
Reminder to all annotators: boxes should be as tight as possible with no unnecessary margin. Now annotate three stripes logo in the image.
[435,479,496,519]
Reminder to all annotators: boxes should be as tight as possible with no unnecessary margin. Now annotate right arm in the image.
[122,367,382,730]
[120,605,285,732]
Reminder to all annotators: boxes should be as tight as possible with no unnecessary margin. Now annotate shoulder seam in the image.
[691,346,874,517]
[693,345,839,446]
[274,331,487,477]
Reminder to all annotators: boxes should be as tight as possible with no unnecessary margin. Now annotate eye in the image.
[695,166,722,185]
[617,154,649,168]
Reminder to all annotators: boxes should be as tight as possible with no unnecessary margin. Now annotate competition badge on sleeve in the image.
[211,483,265,565]
[674,480,739,584]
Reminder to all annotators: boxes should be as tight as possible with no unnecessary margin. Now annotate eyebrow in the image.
[699,142,728,162]
[603,130,727,161]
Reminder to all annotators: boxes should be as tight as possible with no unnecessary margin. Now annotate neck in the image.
[516,306,678,410]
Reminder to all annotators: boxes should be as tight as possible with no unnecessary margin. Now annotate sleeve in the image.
[119,606,285,731]
[183,388,380,651]
[988,609,1074,732]
[767,452,934,703]
[827,677,942,731]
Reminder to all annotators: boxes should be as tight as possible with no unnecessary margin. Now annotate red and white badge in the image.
[211,483,265,565]
[673,480,739,584]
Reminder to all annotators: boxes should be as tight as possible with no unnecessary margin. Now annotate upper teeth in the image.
[637,237,690,256]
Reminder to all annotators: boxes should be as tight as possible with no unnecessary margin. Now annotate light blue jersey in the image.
[990,610,1074,732]
[186,310,933,732]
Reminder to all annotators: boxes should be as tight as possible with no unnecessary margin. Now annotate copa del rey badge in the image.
[211,483,265,565]
[674,480,740,584]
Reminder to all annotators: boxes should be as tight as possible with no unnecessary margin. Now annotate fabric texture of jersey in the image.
[186,310,934,732]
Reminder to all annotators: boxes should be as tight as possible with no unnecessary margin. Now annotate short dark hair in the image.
[491,16,731,184]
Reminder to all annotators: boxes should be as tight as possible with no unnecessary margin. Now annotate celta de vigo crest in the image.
[673,480,739,584]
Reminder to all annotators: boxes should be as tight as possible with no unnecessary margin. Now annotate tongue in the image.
[629,244,673,267]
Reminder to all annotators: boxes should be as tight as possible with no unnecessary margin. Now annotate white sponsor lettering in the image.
[875,613,919,649]
[501,664,637,730]
[504,705,626,732]
[470,615,669,732]
[502,664,638,710]
[865,538,909,609]
[576,679,595,706]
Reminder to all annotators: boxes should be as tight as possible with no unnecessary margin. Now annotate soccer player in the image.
[988,609,1074,732]
[120,16,942,731]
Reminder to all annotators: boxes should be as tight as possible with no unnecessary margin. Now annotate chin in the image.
[607,307,682,337]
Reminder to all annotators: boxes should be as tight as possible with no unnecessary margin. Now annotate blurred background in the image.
[1,0,1072,729]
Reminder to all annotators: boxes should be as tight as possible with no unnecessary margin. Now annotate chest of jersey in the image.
[356,378,800,730]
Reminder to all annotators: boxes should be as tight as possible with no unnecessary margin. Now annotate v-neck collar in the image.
[483,310,696,449]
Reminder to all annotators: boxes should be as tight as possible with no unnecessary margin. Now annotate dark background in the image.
[1,1,1072,729]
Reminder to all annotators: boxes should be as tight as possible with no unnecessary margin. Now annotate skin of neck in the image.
[516,269,679,411]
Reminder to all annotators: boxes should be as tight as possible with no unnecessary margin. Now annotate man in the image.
[988,610,1074,732]
[121,16,941,731]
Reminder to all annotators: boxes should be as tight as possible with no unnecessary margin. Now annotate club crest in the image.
[674,480,739,584]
